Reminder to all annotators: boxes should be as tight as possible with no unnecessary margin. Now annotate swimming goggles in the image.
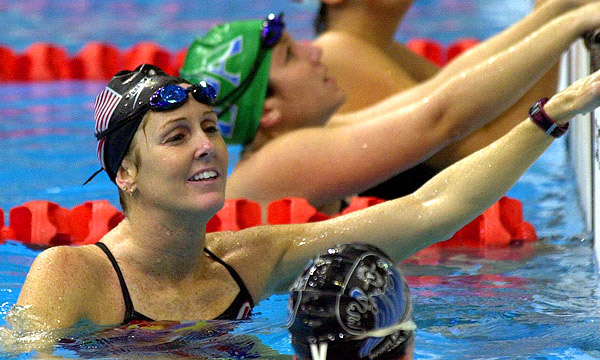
[95,81,217,141]
[215,12,285,115]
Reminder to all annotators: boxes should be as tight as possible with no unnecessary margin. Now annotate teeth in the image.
[190,170,217,181]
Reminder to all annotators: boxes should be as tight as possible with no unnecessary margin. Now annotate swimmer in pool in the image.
[14,54,600,334]
[288,243,415,360]
[311,0,595,200]
[180,5,600,214]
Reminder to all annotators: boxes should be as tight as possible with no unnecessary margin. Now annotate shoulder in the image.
[20,245,107,299]
[26,245,93,279]
[16,244,111,328]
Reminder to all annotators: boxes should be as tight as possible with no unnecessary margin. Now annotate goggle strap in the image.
[83,167,104,185]
[216,50,267,116]
[353,320,417,340]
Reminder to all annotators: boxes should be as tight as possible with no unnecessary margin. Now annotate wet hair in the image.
[314,3,329,34]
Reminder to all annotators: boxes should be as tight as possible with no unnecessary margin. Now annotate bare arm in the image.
[352,2,600,118]
[436,0,594,79]
[262,66,600,294]
[243,4,600,208]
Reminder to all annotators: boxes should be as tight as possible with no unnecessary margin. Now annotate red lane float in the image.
[0,196,535,251]
[70,200,125,245]
[9,201,71,246]
[408,197,537,265]
[70,42,120,80]
[446,38,479,63]
[206,199,261,232]
[407,38,445,66]
[0,38,480,82]
[122,42,175,78]
[173,48,188,76]
[268,198,329,225]
[0,46,18,82]
[20,43,72,81]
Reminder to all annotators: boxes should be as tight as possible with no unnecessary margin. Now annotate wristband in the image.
[528,98,569,138]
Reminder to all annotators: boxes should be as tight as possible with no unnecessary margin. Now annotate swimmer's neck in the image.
[104,208,209,280]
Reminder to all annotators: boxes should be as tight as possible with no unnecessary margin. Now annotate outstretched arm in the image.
[247,3,600,208]
[262,66,600,294]
[352,2,600,117]
[436,0,596,80]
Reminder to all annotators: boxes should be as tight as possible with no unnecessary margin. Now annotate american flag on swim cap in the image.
[94,86,122,169]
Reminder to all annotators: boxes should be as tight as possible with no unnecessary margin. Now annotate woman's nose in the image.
[193,136,215,161]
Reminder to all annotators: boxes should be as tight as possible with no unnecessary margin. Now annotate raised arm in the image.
[242,3,600,209]
[352,2,600,117]
[435,0,597,80]
[262,66,600,295]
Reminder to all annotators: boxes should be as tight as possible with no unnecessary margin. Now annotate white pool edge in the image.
[565,40,599,263]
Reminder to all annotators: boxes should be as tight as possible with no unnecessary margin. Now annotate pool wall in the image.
[566,40,600,263]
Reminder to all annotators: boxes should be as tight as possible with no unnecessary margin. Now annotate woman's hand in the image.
[545,66,600,124]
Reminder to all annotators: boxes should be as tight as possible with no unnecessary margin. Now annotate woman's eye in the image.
[204,125,219,134]
[204,124,219,134]
[202,117,220,134]
[166,133,185,143]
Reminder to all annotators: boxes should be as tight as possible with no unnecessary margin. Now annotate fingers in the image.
[547,69,600,123]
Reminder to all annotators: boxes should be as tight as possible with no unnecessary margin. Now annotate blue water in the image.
[1,0,600,359]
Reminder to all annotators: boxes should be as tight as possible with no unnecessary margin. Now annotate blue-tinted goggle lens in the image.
[149,82,217,111]
[261,13,285,48]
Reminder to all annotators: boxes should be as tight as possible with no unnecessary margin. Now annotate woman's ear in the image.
[260,97,283,129]
[115,157,137,192]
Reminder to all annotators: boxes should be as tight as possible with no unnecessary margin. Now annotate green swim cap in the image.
[180,19,274,145]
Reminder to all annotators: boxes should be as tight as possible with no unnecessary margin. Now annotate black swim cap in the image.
[287,243,414,360]
[92,64,189,183]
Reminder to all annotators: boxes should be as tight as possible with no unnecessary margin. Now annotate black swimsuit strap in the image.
[203,248,254,307]
[95,242,152,323]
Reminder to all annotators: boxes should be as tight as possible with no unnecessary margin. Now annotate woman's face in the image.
[128,87,228,217]
[267,32,346,127]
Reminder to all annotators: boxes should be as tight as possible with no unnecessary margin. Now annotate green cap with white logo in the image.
[180,19,273,145]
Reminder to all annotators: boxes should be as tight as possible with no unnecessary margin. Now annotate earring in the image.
[128,187,135,197]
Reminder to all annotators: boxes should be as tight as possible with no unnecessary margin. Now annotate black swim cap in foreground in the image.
[287,243,415,360]
[92,64,188,183]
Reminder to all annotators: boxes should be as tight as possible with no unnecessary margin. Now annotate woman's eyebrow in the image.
[159,117,187,130]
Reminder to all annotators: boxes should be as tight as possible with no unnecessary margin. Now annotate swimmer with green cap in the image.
[180,7,600,218]
[180,13,284,145]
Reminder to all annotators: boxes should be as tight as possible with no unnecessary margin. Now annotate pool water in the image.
[1,0,599,359]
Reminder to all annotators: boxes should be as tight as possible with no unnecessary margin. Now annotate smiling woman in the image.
[12,43,600,360]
